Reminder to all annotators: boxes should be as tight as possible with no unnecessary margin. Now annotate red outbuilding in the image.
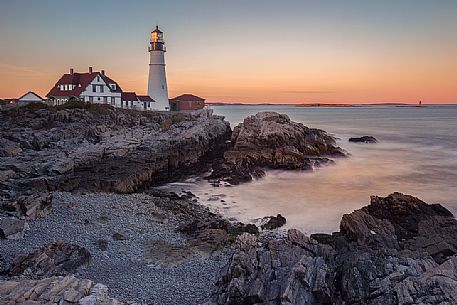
[169,94,205,111]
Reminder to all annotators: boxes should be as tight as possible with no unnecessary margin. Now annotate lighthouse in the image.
[147,26,169,110]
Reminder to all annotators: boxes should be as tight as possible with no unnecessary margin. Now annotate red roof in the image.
[121,92,138,101]
[46,71,122,97]
[170,94,205,102]
[138,95,154,102]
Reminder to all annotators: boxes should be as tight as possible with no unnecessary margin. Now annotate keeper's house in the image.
[46,67,158,111]
[46,67,123,106]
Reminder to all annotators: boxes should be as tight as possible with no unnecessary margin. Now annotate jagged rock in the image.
[48,158,75,175]
[79,282,125,305]
[261,214,287,230]
[9,241,91,277]
[0,106,231,196]
[0,217,28,240]
[0,275,125,304]
[211,193,457,305]
[0,193,52,220]
[348,135,377,143]
[0,138,22,157]
[17,193,53,219]
[213,230,335,305]
[208,112,345,184]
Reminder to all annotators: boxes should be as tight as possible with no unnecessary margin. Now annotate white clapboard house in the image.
[46,67,155,111]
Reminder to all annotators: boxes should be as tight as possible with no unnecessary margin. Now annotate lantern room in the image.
[149,26,166,52]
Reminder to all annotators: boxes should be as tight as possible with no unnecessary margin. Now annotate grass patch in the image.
[160,112,191,129]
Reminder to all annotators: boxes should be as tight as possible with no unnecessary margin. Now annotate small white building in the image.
[16,91,44,106]
[119,92,155,111]
[46,67,122,106]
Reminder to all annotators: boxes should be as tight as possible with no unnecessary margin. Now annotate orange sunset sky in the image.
[1,0,456,104]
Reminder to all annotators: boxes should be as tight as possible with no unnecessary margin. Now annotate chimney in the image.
[101,70,105,76]
[70,68,74,75]
[89,66,93,73]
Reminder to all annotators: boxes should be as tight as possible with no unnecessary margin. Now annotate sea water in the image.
[163,105,457,234]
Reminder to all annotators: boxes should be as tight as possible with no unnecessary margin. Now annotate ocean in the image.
[162,104,457,234]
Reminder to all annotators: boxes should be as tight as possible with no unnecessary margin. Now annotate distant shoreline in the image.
[205,102,456,107]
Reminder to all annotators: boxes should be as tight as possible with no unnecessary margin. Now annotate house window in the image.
[97,76,100,82]
[100,86,104,93]
[89,96,93,102]
[110,84,116,90]
[92,85,96,92]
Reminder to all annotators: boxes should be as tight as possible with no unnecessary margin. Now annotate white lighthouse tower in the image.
[147,26,169,110]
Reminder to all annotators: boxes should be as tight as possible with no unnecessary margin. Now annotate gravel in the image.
[0,192,231,305]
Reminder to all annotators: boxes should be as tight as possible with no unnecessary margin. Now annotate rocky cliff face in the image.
[208,112,345,184]
[210,193,457,305]
[0,104,231,197]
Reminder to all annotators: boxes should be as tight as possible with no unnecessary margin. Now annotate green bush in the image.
[171,112,188,124]
[19,102,49,111]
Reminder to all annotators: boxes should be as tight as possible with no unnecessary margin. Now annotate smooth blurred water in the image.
[163,105,457,234]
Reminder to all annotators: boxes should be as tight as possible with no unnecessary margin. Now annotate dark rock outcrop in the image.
[348,135,377,143]
[211,193,457,305]
[0,105,231,197]
[9,241,91,278]
[1,193,52,219]
[261,214,287,230]
[208,112,345,184]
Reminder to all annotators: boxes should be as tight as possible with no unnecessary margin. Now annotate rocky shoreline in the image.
[1,105,456,304]
[208,112,346,185]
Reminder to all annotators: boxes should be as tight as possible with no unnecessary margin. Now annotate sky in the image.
[1,0,456,104]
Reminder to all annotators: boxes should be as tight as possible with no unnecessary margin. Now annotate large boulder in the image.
[211,193,457,305]
[1,193,52,220]
[9,241,91,277]
[208,112,345,184]
[0,217,28,240]
[0,275,124,305]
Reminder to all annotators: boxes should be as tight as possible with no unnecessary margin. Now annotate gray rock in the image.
[208,112,346,184]
[0,217,27,240]
[0,275,126,304]
[16,193,53,219]
[211,193,457,305]
[9,241,91,277]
